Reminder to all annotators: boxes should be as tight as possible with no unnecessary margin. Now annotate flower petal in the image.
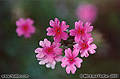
[75,57,83,68]
[39,38,51,47]
[60,21,69,31]
[75,34,81,42]
[72,49,79,57]
[35,48,43,53]
[66,65,70,74]
[70,65,76,74]
[54,34,61,42]
[55,18,60,26]
[49,20,55,27]
[46,60,56,69]
[75,21,83,29]
[69,29,78,36]
[61,57,69,67]
[65,48,72,57]
[61,32,69,40]
[46,27,55,36]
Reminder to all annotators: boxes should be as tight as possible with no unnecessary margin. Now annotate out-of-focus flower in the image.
[69,20,93,42]
[35,38,63,69]
[61,48,83,74]
[46,18,69,42]
[16,18,35,38]
[74,38,97,57]
[76,3,98,23]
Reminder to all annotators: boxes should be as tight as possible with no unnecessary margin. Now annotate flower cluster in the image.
[35,18,97,74]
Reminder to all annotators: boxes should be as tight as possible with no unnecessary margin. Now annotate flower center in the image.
[48,49,52,52]
[80,31,82,33]
[23,25,28,32]
[69,57,75,64]
[82,43,88,49]
[57,30,60,33]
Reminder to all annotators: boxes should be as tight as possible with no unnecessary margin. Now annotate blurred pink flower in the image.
[46,18,69,42]
[69,20,93,42]
[35,38,63,69]
[74,38,97,57]
[16,18,35,38]
[61,48,83,74]
[76,3,98,23]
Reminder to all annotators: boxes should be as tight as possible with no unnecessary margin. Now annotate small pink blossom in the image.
[61,48,83,74]
[46,18,69,42]
[76,3,98,23]
[69,20,93,42]
[35,38,63,69]
[16,18,35,38]
[73,38,97,57]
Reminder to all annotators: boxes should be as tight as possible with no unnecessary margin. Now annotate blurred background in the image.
[0,0,120,79]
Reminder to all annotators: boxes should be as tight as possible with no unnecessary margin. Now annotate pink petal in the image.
[75,21,83,29]
[54,34,61,42]
[60,21,69,31]
[88,37,94,44]
[73,44,80,49]
[46,27,55,36]
[72,49,79,57]
[26,18,34,25]
[87,26,93,32]
[75,34,81,42]
[16,28,23,36]
[84,22,91,28]
[75,57,83,68]
[46,60,56,69]
[69,29,78,36]
[35,48,43,53]
[51,42,61,48]
[16,18,25,27]
[55,18,60,26]
[49,20,55,27]
[54,56,63,62]
[89,44,97,54]
[61,57,69,67]
[53,48,62,55]
[84,33,92,38]
[36,53,44,59]
[69,65,77,74]
[80,49,88,57]
[39,38,51,47]
[66,65,70,74]
[65,48,72,57]
[61,32,69,40]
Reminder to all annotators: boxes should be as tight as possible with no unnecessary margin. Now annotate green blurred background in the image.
[0,0,120,79]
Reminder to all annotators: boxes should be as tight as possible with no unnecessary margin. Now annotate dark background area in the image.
[0,0,120,79]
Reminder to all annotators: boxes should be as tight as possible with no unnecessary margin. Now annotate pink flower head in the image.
[46,18,69,42]
[16,18,35,38]
[76,3,98,23]
[61,48,83,74]
[73,38,97,57]
[69,20,93,42]
[35,38,63,69]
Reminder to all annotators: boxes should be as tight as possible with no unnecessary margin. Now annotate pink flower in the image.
[35,38,63,69]
[76,3,98,23]
[61,48,83,74]
[46,18,69,42]
[69,20,93,42]
[73,38,97,57]
[16,18,35,38]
